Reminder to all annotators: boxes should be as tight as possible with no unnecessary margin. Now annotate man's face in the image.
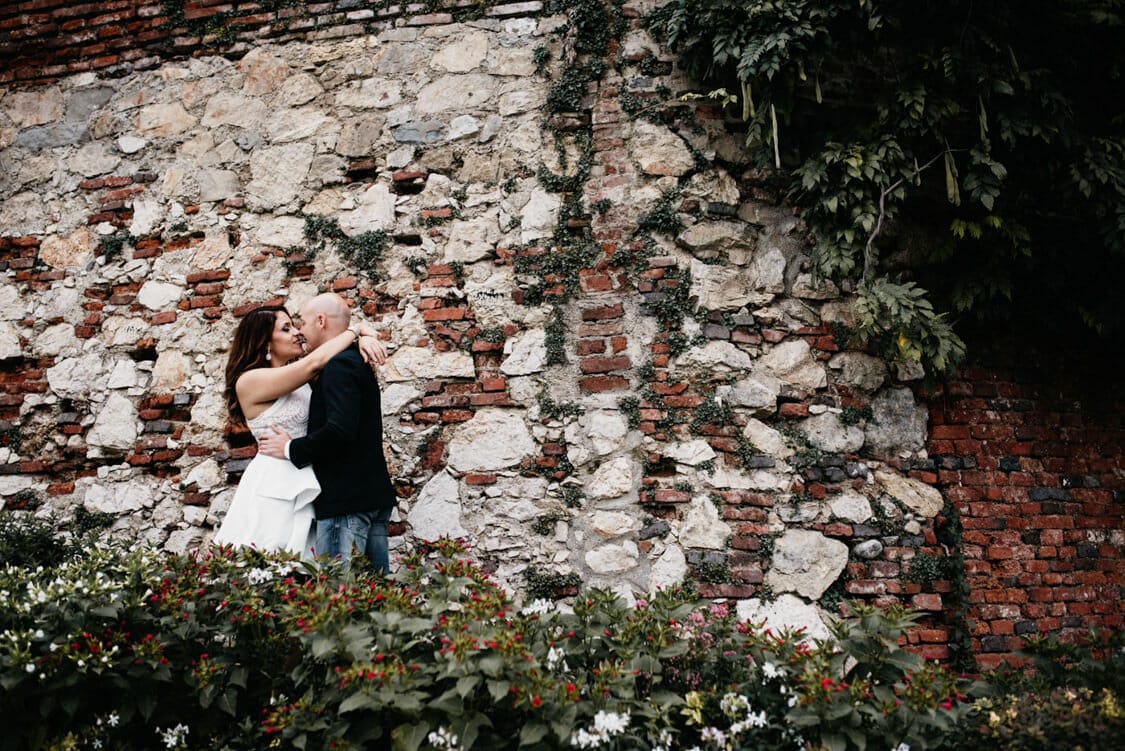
[295,305,323,350]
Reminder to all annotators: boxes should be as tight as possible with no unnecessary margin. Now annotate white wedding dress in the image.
[213,384,319,557]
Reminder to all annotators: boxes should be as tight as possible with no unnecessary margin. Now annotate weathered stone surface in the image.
[247,143,314,209]
[381,383,420,416]
[165,529,205,555]
[590,510,641,537]
[519,187,560,243]
[758,339,827,390]
[14,121,88,149]
[336,79,403,109]
[664,439,716,466]
[384,346,475,381]
[865,387,928,457]
[197,169,240,202]
[585,540,639,573]
[136,102,196,136]
[649,544,687,591]
[201,92,267,129]
[47,354,110,399]
[800,412,865,454]
[678,221,758,265]
[722,374,782,412]
[409,471,468,540]
[336,116,383,156]
[137,281,183,310]
[443,216,498,263]
[151,350,190,391]
[393,119,446,144]
[766,529,848,599]
[736,593,832,643]
[3,87,64,127]
[416,74,496,113]
[742,418,792,458]
[678,341,753,370]
[31,322,78,357]
[853,539,884,559]
[0,322,22,360]
[676,495,729,549]
[118,135,148,154]
[192,228,234,269]
[67,142,120,177]
[432,31,489,72]
[500,329,547,376]
[446,408,536,472]
[279,72,324,106]
[588,456,634,500]
[829,489,873,524]
[86,392,139,452]
[268,106,331,143]
[239,48,291,95]
[129,198,163,237]
[38,227,94,269]
[185,458,225,491]
[630,120,694,176]
[81,476,154,514]
[875,468,944,518]
[829,352,887,392]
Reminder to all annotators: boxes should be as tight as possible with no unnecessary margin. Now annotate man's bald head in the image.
[298,293,351,349]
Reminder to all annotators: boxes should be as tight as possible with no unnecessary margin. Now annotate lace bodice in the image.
[247,384,312,440]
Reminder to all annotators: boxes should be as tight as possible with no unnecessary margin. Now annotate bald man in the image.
[258,293,396,572]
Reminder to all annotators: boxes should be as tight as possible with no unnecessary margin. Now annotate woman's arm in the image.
[235,328,361,416]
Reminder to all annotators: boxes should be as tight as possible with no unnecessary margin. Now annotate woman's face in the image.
[269,312,303,364]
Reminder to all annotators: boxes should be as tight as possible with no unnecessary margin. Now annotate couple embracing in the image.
[213,293,397,573]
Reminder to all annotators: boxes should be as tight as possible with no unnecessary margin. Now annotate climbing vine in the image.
[647,0,1125,377]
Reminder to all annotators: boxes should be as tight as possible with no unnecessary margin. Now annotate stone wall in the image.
[1,1,1121,667]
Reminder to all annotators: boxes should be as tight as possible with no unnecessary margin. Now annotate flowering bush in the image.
[0,530,1075,751]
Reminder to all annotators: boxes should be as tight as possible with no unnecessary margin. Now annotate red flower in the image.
[531,696,542,707]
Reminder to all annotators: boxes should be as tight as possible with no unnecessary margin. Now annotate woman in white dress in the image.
[212,304,383,556]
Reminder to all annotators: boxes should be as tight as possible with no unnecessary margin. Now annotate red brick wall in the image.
[928,360,1125,669]
[0,0,531,86]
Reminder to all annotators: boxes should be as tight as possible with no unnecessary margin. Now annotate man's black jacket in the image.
[289,345,395,518]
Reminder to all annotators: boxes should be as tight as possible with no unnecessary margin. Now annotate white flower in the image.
[592,710,630,736]
[570,710,630,748]
[107,712,120,727]
[762,661,780,679]
[427,726,459,749]
[547,645,567,671]
[892,745,911,751]
[720,692,749,718]
[570,728,601,749]
[700,726,726,745]
[25,663,35,673]
[521,598,553,616]
[246,567,271,585]
[160,723,189,749]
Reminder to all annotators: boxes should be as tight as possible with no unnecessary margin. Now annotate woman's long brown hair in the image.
[225,305,288,427]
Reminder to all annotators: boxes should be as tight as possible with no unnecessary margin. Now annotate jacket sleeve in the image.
[288,353,364,469]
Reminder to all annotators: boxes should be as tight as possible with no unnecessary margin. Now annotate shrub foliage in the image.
[0,526,1121,750]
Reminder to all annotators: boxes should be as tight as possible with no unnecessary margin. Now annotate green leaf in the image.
[457,675,481,697]
[519,722,549,746]
[216,688,238,716]
[392,722,430,751]
[340,692,379,714]
[487,680,510,702]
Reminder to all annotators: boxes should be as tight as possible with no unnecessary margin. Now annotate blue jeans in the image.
[315,507,392,574]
